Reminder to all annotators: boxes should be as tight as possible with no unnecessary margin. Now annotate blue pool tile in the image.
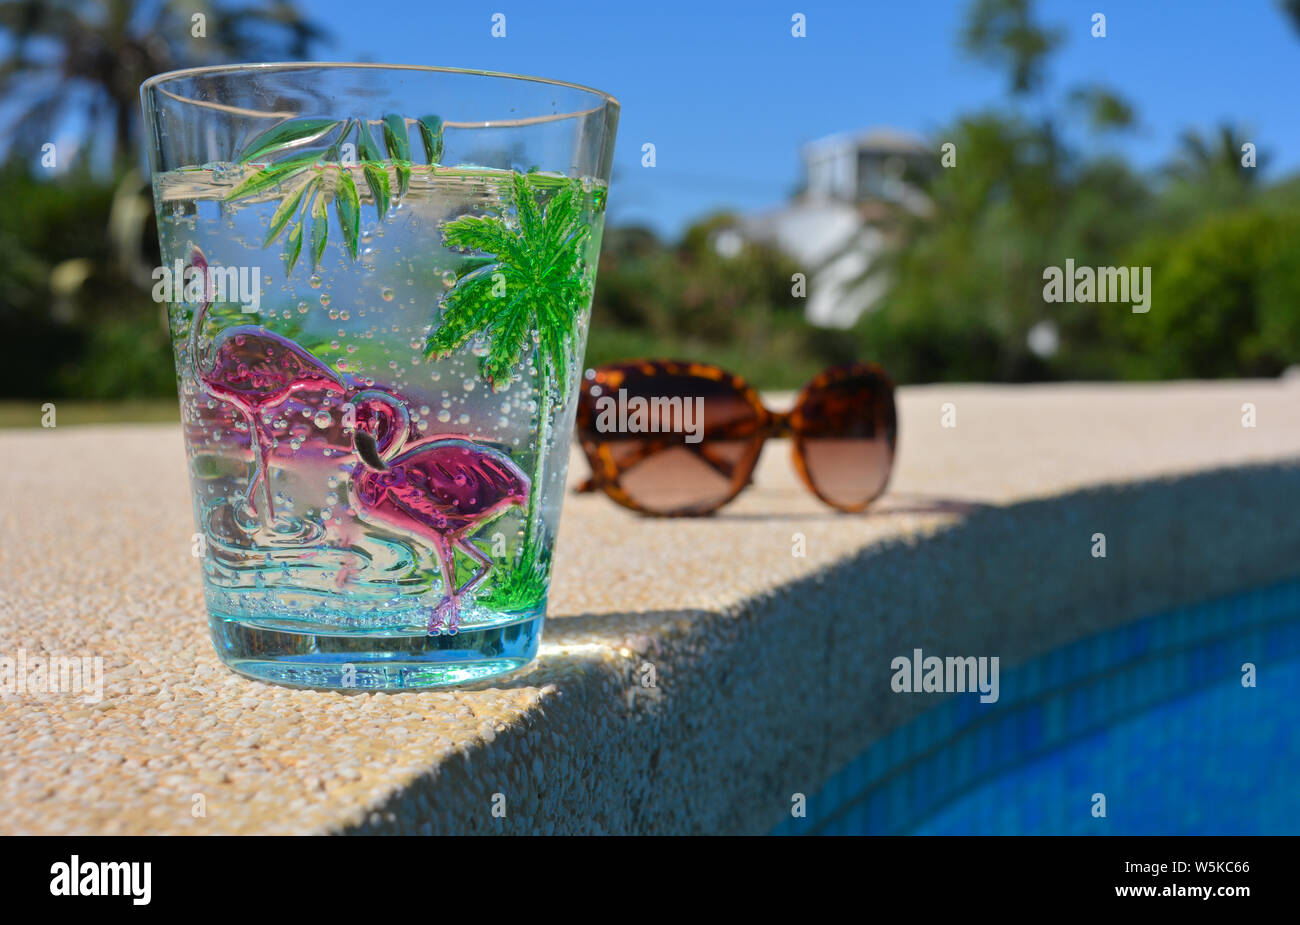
[782,576,1300,835]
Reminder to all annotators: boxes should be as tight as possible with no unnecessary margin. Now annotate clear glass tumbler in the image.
[140,64,618,689]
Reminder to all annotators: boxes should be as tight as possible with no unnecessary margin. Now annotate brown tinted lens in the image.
[579,364,761,515]
[794,366,896,510]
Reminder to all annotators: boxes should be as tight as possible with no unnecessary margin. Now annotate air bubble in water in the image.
[309,275,322,288]
[382,287,395,301]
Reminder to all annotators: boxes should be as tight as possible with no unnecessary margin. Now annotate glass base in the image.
[208,611,543,690]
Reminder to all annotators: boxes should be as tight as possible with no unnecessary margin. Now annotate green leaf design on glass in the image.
[353,118,389,223]
[284,220,303,274]
[417,116,444,166]
[225,149,321,201]
[382,113,412,197]
[334,170,361,259]
[237,118,342,164]
[361,161,390,222]
[310,189,328,269]
[263,176,312,247]
[225,114,443,274]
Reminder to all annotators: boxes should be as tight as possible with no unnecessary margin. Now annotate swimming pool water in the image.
[774,577,1300,835]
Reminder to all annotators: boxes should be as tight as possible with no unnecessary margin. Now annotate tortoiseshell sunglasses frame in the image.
[574,359,897,516]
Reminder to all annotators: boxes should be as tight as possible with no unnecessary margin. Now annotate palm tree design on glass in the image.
[426,172,598,609]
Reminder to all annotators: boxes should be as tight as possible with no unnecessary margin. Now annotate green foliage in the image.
[854,113,1300,384]
[839,0,1296,385]
[57,313,177,399]
[0,163,171,400]
[0,0,328,166]
[961,0,1062,95]
[1068,85,1136,133]
[586,216,825,388]
[1161,124,1265,223]
[845,112,1160,382]
[1101,208,1300,379]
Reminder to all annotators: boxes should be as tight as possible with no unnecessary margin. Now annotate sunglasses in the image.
[574,359,897,515]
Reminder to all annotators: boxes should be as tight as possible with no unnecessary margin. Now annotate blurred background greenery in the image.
[2,0,1298,426]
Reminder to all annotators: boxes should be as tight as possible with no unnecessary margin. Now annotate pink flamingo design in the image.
[348,390,530,634]
[187,247,347,522]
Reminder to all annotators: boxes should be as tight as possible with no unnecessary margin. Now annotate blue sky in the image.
[275,0,1298,236]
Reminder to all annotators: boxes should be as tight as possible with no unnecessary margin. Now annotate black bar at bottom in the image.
[9,834,1289,910]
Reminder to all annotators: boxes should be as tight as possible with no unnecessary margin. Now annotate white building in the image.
[740,128,932,328]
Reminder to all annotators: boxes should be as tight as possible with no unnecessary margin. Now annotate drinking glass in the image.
[140,63,618,689]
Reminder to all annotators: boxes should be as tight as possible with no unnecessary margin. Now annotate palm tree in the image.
[1283,0,1300,36]
[1166,124,1265,189]
[960,0,1062,97]
[426,172,598,604]
[0,0,328,166]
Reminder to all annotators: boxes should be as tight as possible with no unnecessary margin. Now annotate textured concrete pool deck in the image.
[2,379,1298,835]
